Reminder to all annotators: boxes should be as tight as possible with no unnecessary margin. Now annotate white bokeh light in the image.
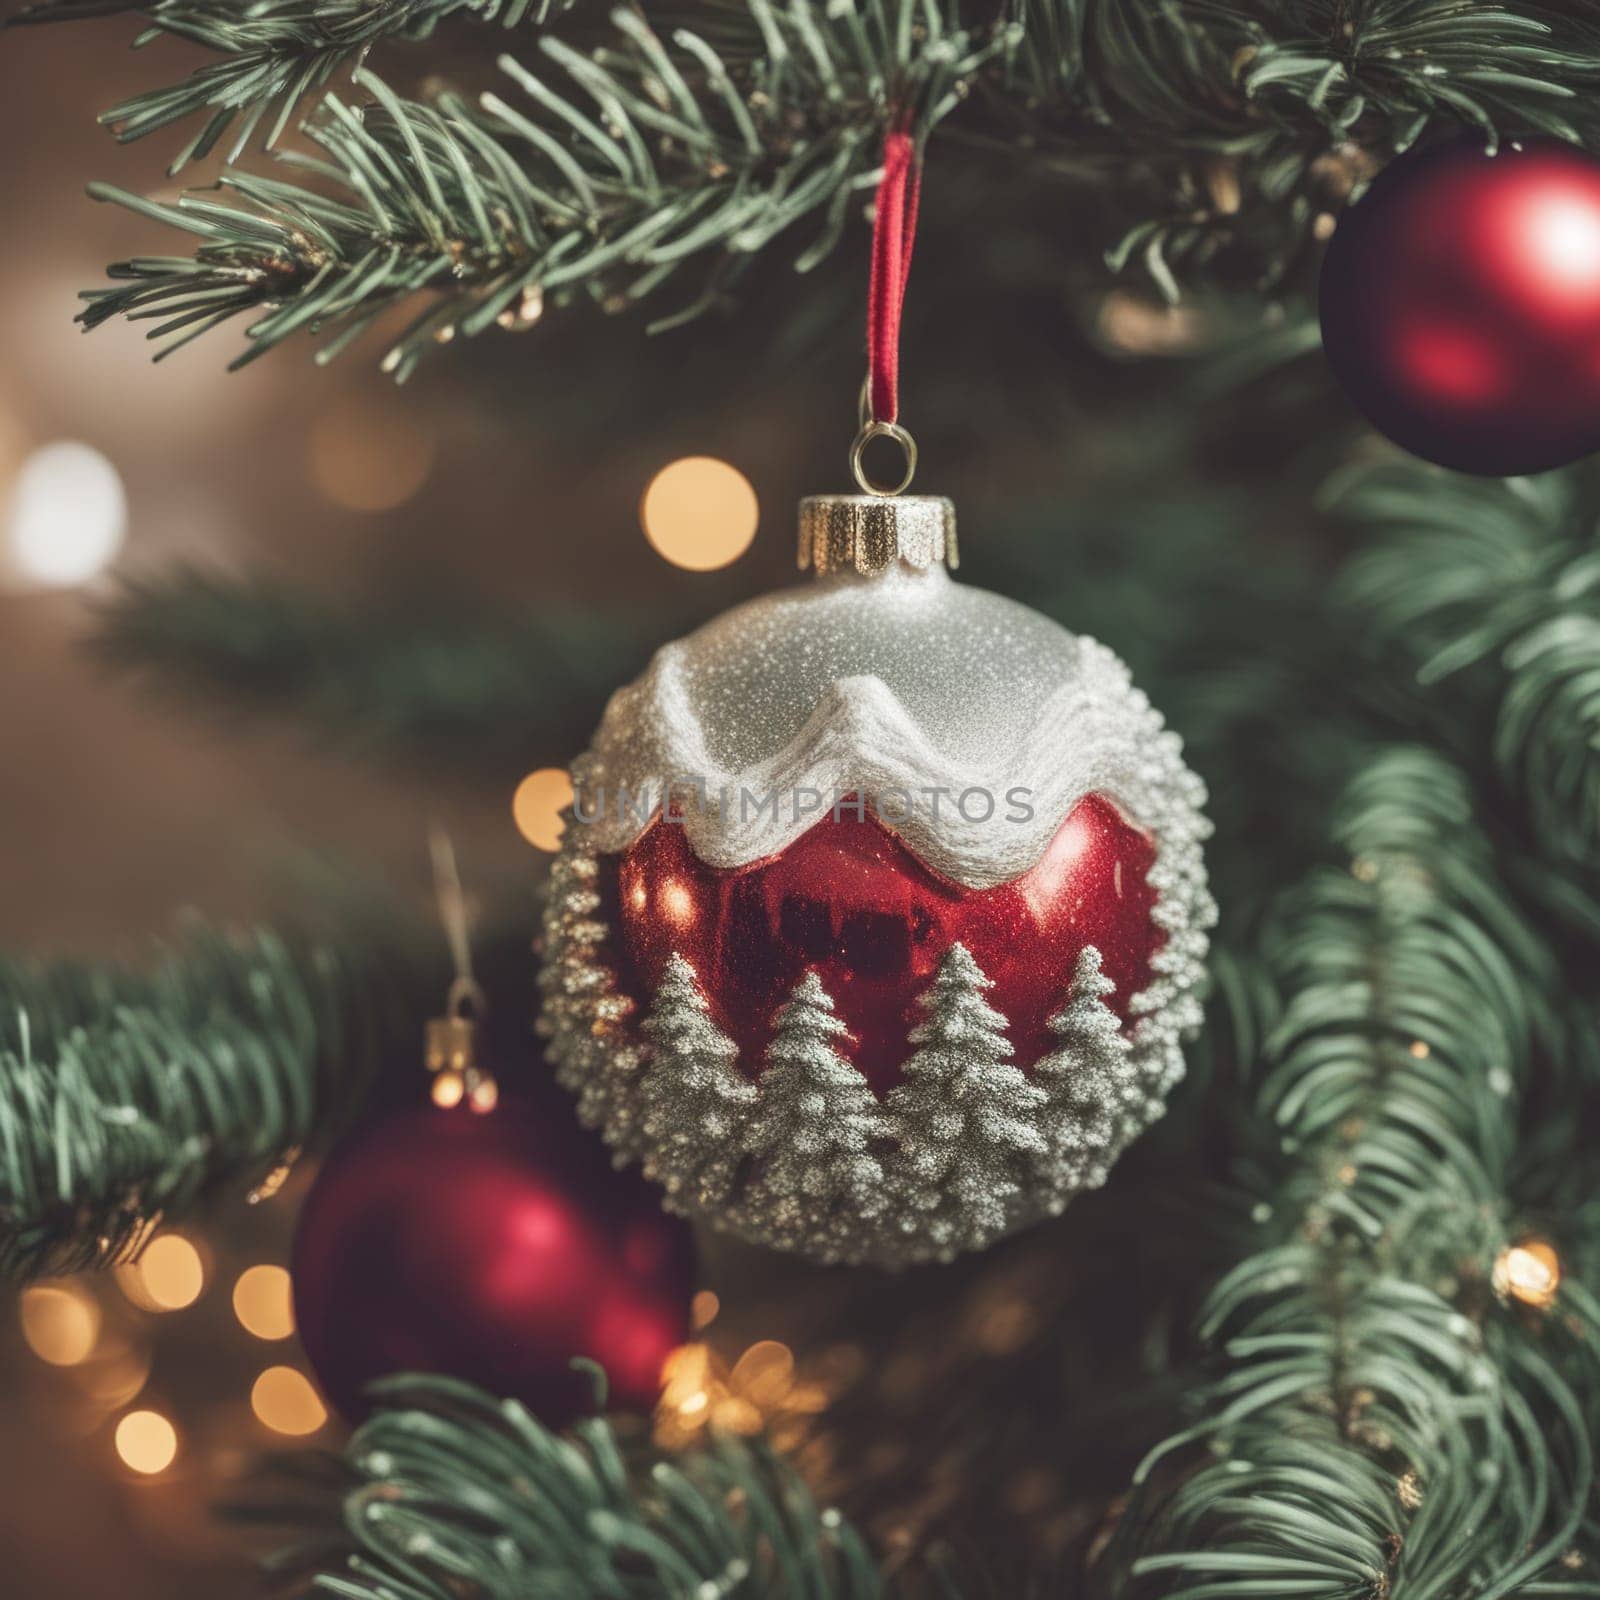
[5,441,127,587]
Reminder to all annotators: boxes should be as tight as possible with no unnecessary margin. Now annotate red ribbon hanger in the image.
[865,127,922,429]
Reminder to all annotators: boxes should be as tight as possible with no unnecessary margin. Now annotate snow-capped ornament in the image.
[538,492,1213,1267]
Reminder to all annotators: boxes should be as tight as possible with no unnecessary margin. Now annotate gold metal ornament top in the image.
[797,494,958,576]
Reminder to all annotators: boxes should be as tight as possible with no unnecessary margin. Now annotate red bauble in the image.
[613,796,1160,1095]
[1320,138,1600,476]
[292,1098,693,1427]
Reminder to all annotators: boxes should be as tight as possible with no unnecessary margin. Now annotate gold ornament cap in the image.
[797,494,958,577]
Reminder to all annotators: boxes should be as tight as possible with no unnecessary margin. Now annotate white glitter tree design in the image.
[1032,945,1132,1203]
[888,943,1046,1246]
[637,952,754,1206]
[745,970,886,1228]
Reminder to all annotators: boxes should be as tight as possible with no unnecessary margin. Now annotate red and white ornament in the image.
[539,496,1212,1266]
[1320,137,1600,477]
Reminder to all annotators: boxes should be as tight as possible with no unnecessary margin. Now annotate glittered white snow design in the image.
[538,563,1214,1267]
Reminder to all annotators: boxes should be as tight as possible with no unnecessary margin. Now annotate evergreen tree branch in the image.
[1002,0,1600,297]
[36,0,1600,369]
[75,0,1009,375]
[275,1373,885,1599]
[1113,748,1597,1597]
[1328,460,1600,888]
[4,0,562,172]
[0,920,418,1282]
[91,566,666,776]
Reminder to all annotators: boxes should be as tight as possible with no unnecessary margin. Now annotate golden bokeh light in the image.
[655,1338,830,1451]
[251,1366,328,1436]
[468,1075,500,1114]
[115,1410,178,1475]
[74,1336,153,1412]
[233,1266,295,1341]
[131,1234,205,1312]
[640,457,758,571]
[431,1068,466,1108]
[729,1340,795,1409]
[20,1284,101,1367]
[307,398,434,513]
[1494,1239,1561,1308]
[513,767,574,852]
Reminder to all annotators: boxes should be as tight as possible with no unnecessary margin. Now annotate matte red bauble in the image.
[1320,138,1600,476]
[292,1099,693,1426]
[539,494,1213,1266]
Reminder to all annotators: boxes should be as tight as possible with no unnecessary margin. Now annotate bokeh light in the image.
[115,1410,178,1475]
[74,1336,153,1412]
[19,1284,101,1367]
[513,767,574,851]
[640,456,758,570]
[129,1235,205,1312]
[233,1266,295,1341]
[4,441,127,586]
[251,1366,328,1436]
[1495,1239,1561,1308]
[307,398,434,512]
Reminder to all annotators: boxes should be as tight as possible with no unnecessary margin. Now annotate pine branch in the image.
[275,1373,886,1600]
[1328,460,1600,887]
[76,0,1009,375]
[4,0,561,171]
[12,0,1600,364]
[0,920,418,1282]
[1003,0,1600,298]
[91,566,665,775]
[1114,748,1598,1597]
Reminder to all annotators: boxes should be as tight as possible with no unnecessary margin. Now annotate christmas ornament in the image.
[292,1095,694,1426]
[538,496,1213,1266]
[295,846,693,1426]
[1319,137,1600,476]
[540,131,1210,1266]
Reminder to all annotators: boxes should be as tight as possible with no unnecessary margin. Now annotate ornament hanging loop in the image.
[427,826,497,1113]
[851,416,918,497]
[446,973,486,1022]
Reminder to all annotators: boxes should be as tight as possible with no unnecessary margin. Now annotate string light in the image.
[1493,1239,1561,1308]
[431,1069,466,1108]
[115,1410,178,1475]
[74,1337,153,1411]
[1096,291,1205,356]
[3,441,126,587]
[656,1339,829,1450]
[307,398,434,513]
[124,1234,205,1312]
[251,1366,328,1436]
[19,1284,101,1367]
[233,1266,295,1341]
[640,457,758,571]
[513,767,574,852]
